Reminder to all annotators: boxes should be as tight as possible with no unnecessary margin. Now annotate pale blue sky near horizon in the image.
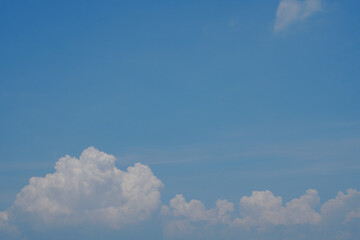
[0,1,360,238]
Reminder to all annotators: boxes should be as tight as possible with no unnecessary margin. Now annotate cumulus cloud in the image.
[0,146,359,239]
[274,0,322,32]
[233,189,320,227]
[164,190,320,231]
[162,195,234,239]
[163,189,360,239]
[321,189,360,224]
[165,194,234,225]
[5,147,163,229]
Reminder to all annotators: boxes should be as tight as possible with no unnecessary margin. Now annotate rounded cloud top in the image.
[11,147,163,229]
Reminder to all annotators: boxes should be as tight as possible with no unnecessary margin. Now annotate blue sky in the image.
[0,0,360,239]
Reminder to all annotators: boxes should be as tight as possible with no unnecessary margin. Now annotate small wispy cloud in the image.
[274,0,322,32]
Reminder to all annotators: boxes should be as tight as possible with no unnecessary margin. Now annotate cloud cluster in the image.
[164,189,360,238]
[6,147,163,229]
[321,189,360,224]
[164,190,321,229]
[0,147,359,239]
[233,189,320,227]
[162,194,234,225]
[274,0,322,32]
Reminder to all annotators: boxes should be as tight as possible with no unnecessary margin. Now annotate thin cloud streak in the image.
[116,138,360,176]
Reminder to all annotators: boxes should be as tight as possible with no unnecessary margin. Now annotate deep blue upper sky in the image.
[1,0,359,213]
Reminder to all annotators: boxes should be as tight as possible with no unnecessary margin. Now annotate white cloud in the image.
[163,189,360,239]
[0,212,8,229]
[7,147,163,229]
[169,194,213,222]
[164,189,321,233]
[274,0,322,32]
[162,195,234,239]
[1,146,359,239]
[165,194,234,225]
[233,189,320,227]
[321,189,360,224]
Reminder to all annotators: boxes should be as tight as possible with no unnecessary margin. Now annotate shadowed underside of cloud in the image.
[274,0,322,32]
[0,147,359,239]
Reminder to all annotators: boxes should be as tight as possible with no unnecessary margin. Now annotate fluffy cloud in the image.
[5,147,163,229]
[164,190,320,230]
[274,0,322,32]
[165,194,234,225]
[161,195,234,239]
[0,147,359,240]
[233,189,320,227]
[163,189,360,239]
[321,189,360,224]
